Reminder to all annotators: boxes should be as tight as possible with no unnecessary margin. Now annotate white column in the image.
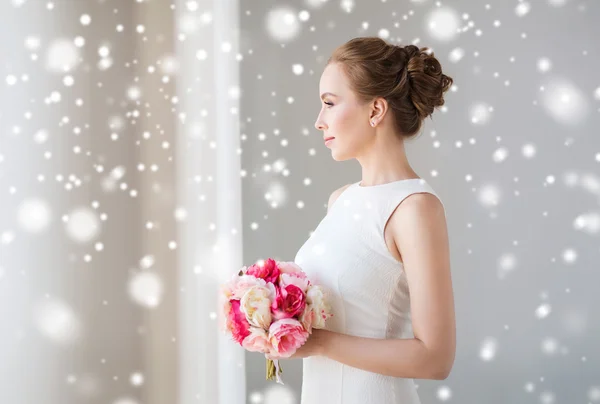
[134,2,179,404]
[1,2,146,404]
[174,1,245,403]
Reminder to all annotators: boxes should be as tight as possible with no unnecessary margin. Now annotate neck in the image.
[356,132,418,186]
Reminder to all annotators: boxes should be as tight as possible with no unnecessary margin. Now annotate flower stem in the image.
[266,359,274,381]
[266,358,283,381]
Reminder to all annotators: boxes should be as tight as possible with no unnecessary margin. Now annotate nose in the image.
[315,114,326,131]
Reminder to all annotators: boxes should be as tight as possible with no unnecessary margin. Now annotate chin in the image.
[330,140,361,161]
[331,150,353,162]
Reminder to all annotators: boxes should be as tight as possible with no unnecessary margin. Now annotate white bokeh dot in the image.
[128,272,163,308]
[479,337,497,361]
[426,6,460,42]
[17,198,52,233]
[130,372,144,386]
[266,6,301,43]
[65,207,101,243]
[80,14,91,25]
[292,64,304,75]
[437,385,453,401]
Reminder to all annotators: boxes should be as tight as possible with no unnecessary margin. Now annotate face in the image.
[315,63,373,161]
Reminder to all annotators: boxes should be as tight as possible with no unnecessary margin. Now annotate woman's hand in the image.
[266,329,329,360]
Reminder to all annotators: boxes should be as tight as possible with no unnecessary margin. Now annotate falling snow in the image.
[1,0,599,403]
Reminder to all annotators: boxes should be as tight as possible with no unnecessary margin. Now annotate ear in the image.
[369,96,389,124]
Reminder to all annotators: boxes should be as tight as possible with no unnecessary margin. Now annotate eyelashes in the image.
[324,102,334,107]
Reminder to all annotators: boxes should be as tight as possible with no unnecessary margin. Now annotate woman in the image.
[290,37,456,403]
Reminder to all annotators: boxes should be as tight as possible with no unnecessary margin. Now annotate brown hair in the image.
[326,37,453,139]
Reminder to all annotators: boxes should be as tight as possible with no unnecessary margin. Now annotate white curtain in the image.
[174,0,246,403]
[0,0,245,402]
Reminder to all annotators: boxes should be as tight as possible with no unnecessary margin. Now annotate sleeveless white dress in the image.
[295,178,445,404]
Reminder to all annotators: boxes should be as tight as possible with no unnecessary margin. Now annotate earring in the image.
[371,121,375,126]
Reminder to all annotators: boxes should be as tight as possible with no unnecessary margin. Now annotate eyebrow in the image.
[320,92,337,100]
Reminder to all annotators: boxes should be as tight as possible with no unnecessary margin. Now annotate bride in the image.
[289,36,456,404]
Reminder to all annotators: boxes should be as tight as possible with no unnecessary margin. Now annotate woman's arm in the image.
[320,331,449,380]
[313,193,455,380]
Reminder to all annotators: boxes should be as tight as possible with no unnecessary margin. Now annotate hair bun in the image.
[327,37,454,138]
[400,45,453,120]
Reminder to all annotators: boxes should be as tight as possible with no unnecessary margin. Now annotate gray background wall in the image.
[240,0,600,403]
[0,0,177,403]
[1,0,599,403]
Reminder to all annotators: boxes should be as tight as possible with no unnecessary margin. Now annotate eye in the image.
[324,102,334,107]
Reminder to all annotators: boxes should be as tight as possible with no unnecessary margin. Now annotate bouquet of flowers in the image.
[219,258,333,384]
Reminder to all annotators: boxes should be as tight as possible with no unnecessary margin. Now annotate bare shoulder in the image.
[327,183,353,213]
[389,192,455,379]
[389,192,447,243]
[397,191,445,214]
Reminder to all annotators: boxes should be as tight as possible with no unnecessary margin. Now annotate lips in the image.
[324,137,335,141]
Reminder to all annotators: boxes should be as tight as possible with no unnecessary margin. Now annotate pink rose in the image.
[277,261,309,292]
[277,261,306,276]
[271,284,306,321]
[268,318,309,358]
[246,258,280,284]
[242,326,272,354]
[279,273,310,293]
[226,299,250,344]
[299,304,315,334]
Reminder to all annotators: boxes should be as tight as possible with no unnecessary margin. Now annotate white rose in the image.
[223,274,267,300]
[306,285,332,329]
[240,284,275,329]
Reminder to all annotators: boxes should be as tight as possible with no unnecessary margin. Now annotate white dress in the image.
[295,178,445,404]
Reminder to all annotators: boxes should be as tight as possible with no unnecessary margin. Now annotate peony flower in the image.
[268,318,309,358]
[271,284,306,321]
[277,260,305,275]
[218,295,232,333]
[222,274,268,301]
[242,326,272,354]
[306,285,333,329]
[226,299,251,344]
[279,272,310,293]
[246,258,280,284]
[240,284,276,329]
[218,257,335,384]
[299,304,315,334]
[277,262,308,291]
